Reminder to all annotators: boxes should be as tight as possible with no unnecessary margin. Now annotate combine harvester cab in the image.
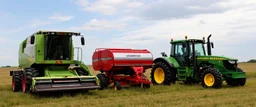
[10,30,100,93]
[92,48,153,90]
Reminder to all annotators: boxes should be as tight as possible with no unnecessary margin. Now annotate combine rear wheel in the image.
[96,73,108,90]
[12,71,23,92]
[151,62,173,85]
[201,68,222,88]
[22,68,40,93]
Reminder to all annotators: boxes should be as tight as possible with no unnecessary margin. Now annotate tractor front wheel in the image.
[201,68,222,88]
[12,71,23,92]
[96,73,108,90]
[151,61,173,85]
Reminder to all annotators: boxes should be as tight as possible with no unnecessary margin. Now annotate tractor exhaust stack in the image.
[207,34,212,55]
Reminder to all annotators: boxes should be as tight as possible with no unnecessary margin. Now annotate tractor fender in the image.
[153,57,180,68]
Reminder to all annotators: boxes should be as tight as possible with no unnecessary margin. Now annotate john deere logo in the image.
[126,55,141,57]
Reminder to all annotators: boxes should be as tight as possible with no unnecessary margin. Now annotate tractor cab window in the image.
[174,42,188,66]
[189,42,206,56]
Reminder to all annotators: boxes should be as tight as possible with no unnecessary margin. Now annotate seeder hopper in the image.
[92,48,153,90]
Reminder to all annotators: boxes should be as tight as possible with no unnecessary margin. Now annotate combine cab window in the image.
[45,35,72,60]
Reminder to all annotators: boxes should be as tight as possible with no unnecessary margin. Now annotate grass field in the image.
[0,63,256,107]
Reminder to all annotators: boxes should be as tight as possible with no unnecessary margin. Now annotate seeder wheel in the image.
[114,81,121,91]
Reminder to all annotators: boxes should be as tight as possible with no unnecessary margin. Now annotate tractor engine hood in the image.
[197,56,238,61]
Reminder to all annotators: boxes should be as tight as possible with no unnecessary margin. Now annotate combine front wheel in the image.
[22,68,40,93]
[201,68,222,88]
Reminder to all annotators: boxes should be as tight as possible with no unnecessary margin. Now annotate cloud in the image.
[5,14,73,34]
[70,18,126,31]
[99,2,256,62]
[49,15,74,21]
[76,0,144,15]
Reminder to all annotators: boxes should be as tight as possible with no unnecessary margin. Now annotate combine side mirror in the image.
[30,35,35,44]
[161,52,167,57]
[211,42,214,48]
[81,36,85,45]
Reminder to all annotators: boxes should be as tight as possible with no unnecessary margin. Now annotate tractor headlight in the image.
[228,60,236,64]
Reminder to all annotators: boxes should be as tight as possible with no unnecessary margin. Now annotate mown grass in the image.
[0,63,256,107]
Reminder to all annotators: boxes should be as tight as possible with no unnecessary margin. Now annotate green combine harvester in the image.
[151,35,246,88]
[10,30,100,93]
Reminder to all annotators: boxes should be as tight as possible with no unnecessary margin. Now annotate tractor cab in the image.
[168,36,211,67]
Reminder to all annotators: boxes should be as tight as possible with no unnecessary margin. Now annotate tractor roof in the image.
[33,30,81,36]
[170,39,205,44]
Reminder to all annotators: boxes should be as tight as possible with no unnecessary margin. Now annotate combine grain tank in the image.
[92,48,153,90]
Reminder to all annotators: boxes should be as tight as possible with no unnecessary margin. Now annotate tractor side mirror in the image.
[161,52,167,57]
[30,35,35,44]
[81,36,85,45]
[211,42,214,48]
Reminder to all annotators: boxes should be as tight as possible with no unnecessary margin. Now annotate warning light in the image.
[185,35,188,39]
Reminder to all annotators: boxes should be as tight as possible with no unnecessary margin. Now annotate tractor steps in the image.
[178,67,187,81]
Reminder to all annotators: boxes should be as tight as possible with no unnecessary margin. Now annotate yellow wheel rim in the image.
[154,67,165,84]
[204,73,215,86]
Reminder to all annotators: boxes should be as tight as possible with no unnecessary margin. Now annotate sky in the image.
[0,0,255,66]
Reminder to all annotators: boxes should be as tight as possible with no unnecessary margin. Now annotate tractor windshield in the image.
[189,42,206,56]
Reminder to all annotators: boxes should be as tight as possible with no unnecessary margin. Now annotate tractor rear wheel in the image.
[12,71,23,92]
[96,73,108,90]
[226,67,246,86]
[22,68,40,93]
[201,68,222,88]
[151,61,173,85]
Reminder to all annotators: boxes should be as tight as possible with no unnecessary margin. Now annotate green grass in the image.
[0,63,256,107]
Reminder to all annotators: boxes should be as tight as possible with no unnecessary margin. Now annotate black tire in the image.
[96,73,108,90]
[201,68,222,88]
[150,61,173,85]
[226,67,246,86]
[12,71,23,92]
[22,68,40,93]
[75,67,89,76]
[142,84,150,89]
[183,77,200,85]
[114,81,121,91]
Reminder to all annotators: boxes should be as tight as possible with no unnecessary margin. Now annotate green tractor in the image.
[151,35,246,88]
[10,30,101,93]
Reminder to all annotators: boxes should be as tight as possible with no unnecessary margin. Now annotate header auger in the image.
[10,30,100,93]
[151,34,246,88]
